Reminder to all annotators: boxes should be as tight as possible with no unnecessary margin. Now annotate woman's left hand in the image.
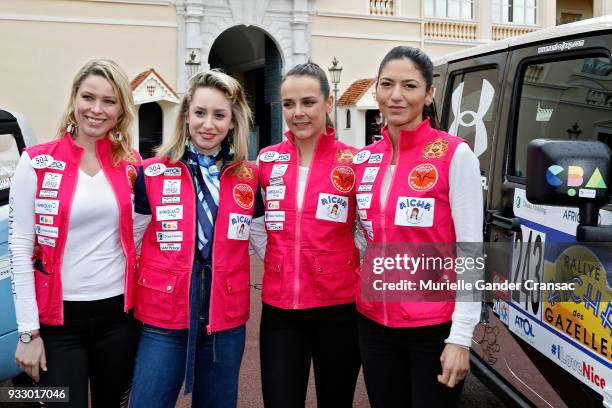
[437,343,470,388]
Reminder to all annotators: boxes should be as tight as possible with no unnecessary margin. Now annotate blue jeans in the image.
[129,323,246,408]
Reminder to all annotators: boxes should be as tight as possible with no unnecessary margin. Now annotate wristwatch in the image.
[18,331,40,343]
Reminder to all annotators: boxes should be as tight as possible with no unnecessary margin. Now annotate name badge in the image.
[394,197,435,227]
[315,193,348,223]
[228,213,252,240]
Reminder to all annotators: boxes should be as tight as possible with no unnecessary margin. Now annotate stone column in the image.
[291,0,310,68]
[594,0,612,17]
[477,0,492,43]
[537,0,557,28]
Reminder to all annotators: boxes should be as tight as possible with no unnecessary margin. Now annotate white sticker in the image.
[39,215,54,225]
[358,184,373,192]
[356,193,372,210]
[163,167,182,177]
[39,190,58,198]
[579,188,596,198]
[267,201,280,210]
[228,213,252,240]
[277,153,291,162]
[259,151,279,162]
[368,153,383,164]
[361,220,374,240]
[35,224,59,238]
[156,231,183,242]
[265,211,286,222]
[315,193,348,223]
[42,173,63,190]
[394,197,435,227]
[266,222,283,231]
[156,205,183,221]
[266,185,286,200]
[163,179,181,195]
[358,210,367,220]
[160,243,181,251]
[352,150,371,165]
[38,236,56,247]
[31,154,53,169]
[270,164,289,178]
[48,160,66,171]
[270,177,284,186]
[35,199,59,215]
[162,196,181,204]
[361,167,380,184]
[162,221,178,230]
[144,163,166,177]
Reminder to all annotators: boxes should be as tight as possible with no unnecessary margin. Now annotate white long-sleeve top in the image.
[9,151,128,332]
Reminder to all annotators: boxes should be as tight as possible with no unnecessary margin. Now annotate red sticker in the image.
[126,165,137,189]
[408,164,438,192]
[233,184,254,209]
[331,166,356,193]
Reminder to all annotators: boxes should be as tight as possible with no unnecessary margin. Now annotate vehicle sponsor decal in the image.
[537,40,585,54]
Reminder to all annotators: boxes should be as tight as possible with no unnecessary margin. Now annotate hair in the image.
[281,62,334,128]
[377,46,439,129]
[57,59,135,164]
[157,70,252,167]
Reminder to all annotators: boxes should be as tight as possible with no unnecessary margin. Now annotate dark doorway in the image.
[209,26,283,159]
[139,102,163,159]
[365,109,382,146]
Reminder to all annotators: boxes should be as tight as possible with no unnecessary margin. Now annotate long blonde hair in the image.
[157,70,252,165]
[57,59,134,164]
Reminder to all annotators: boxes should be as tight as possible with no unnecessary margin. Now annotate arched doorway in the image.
[209,25,283,159]
[138,102,163,159]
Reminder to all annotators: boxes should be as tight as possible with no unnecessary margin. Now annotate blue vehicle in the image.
[0,109,36,381]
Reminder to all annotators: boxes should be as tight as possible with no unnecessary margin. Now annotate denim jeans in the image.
[129,323,245,408]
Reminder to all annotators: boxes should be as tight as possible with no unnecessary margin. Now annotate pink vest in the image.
[258,129,359,309]
[353,119,465,328]
[134,157,258,332]
[26,134,141,325]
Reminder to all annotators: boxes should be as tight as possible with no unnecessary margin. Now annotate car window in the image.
[511,56,612,178]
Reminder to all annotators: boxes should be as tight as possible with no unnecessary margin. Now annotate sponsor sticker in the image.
[233,184,254,209]
[42,173,62,190]
[126,165,137,188]
[144,163,166,177]
[35,199,59,215]
[315,193,348,223]
[267,201,280,210]
[356,193,372,210]
[39,215,54,225]
[163,167,182,177]
[156,231,183,242]
[265,211,286,222]
[578,188,596,198]
[331,166,355,193]
[394,197,435,227]
[163,179,181,195]
[358,184,373,192]
[39,190,58,198]
[38,236,56,247]
[35,224,59,238]
[31,154,53,169]
[259,151,279,162]
[361,220,374,240]
[266,222,283,231]
[336,149,355,164]
[270,177,284,186]
[162,221,178,230]
[162,196,181,204]
[361,167,380,184]
[156,205,183,221]
[228,213,252,240]
[408,163,438,192]
[160,243,181,251]
[235,164,255,180]
[368,153,383,164]
[358,210,367,220]
[422,138,449,159]
[277,153,291,162]
[271,164,289,178]
[48,160,66,171]
[352,150,371,165]
[266,185,286,200]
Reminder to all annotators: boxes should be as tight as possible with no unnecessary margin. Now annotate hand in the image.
[15,334,47,382]
[437,343,470,388]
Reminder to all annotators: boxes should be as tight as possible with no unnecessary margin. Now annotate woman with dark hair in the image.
[353,46,482,407]
[253,62,361,407]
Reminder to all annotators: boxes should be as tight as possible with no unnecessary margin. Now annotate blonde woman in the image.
[129,70,262,408]
[10,59,141,407]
